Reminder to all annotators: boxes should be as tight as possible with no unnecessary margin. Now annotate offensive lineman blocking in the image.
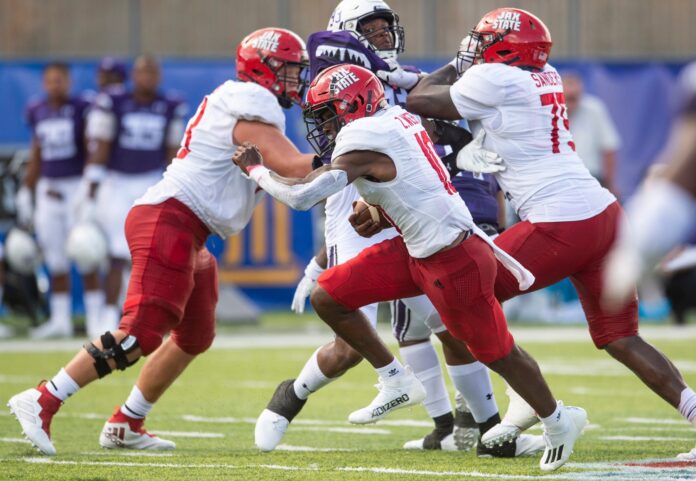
[7,28,316,455]
[233,64,587,472]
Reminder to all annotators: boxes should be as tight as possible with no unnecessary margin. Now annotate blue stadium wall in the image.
[0,59,689,309]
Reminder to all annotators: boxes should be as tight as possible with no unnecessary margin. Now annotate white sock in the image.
[45,368,79,402]
[120,385,154,419]
[102,304,121,331]
[400,342,451,418]
[539,402,564,434]
[679,387,696,427]
[84,290,105,334]
[447,362,498,423]
[376,357,405,380]
[293,348,334,400]
[49,293,71,329]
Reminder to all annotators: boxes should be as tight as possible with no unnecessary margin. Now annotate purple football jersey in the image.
[451,172,500,227]
[95,90,186,174]
[26,96,89,178]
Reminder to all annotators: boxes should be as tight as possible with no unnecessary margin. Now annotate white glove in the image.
[448,35,476,77]
[376,58,421,90]
[601,243,641,311]
[291,256,326,314]
[456,130,505,173]
[15,186,33,227]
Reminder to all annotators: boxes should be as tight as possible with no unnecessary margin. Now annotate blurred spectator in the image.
[20,62,104,339]
[563,73,622,197]
[80,54,187,333]
[97,57,127,92]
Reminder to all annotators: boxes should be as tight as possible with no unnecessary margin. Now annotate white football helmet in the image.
[66,222,108,274]
[5,228,41,275]
[327,0,404,60]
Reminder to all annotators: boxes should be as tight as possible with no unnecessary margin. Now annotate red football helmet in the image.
[303,64,385,156]
[463,8,552,70]
[236,27,309,108]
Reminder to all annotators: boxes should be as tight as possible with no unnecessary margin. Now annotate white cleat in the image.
[255,409,290,452]
[514,434,546,456]
[348,372,426,425]
[403,432,458,451]
[7,387,61,455]
[30,320,73,339]
[676,446,696,461]
[453,392,478,452]
[476,433,546,458]
[539,404,587,471]
[481,385,540,447]
[99,410,175,450]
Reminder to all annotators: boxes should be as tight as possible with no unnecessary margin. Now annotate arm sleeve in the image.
[449,66,504,120]
[249,166,349,211]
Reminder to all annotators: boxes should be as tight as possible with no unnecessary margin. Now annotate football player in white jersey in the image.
[255,0,542,457]
[7,28,316,455]
[406,7,696,448]
[604,61,696,460]
[234,64,587,472]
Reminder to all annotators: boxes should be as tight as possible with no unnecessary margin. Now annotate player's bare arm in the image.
[662,116,696,196]
[407,64,461,120]
[23,138,42,190]
[233,121,315,179]
[233,142,393,211]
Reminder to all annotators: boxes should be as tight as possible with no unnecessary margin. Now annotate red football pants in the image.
[494,202,638,347]
[119,198,218,356]
[318,235,514,363]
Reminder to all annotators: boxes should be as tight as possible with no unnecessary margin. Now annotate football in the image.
[353,199,381,225]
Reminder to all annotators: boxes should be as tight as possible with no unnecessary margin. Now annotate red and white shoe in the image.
[7,384,62,455]
[99,409,175,450]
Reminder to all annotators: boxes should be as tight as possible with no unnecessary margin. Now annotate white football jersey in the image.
[332,105,474,258]
[136,81,285,237]
[450,63,616,223]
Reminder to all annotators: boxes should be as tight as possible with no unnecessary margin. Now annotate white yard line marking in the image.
[293,426,391,435]
[80,450,174,457]
[600,435,695,441]
[181,414,431,427]
[0,375,35,383]
[621,417,688,425]
[152,430,224,438]
[0,437,30,444]
[19,457,694,481]
[275,444,355,452]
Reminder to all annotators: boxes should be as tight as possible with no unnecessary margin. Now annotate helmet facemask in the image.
[304,101,356,157]
[351,11,404,60]
[262,55,310,108]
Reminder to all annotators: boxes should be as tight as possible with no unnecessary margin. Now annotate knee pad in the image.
[84,332,141,378]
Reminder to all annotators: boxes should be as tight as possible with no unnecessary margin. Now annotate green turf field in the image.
[1,317,695,480]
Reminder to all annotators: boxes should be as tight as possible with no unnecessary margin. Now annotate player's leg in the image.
[8,200,204,455]
[311,236,427,425]
[101,248,217,450]
[255,242,379,451]
[417,235,586,471]
[31,181,73,339]
[82,271,105,339]
[394,297,458,450]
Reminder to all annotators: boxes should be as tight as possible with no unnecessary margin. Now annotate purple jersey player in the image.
[254,0,540,461]
[16,62,104,340]
[82,54,187,334]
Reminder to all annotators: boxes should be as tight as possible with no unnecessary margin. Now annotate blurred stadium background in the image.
[0,0,694,323]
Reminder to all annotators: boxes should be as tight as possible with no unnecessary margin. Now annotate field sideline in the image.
[1,316,695,481]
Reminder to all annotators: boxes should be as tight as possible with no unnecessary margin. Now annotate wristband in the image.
[84,164,107,183]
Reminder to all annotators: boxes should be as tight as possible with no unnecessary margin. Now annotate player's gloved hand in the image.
[291,256,325,314]
[15,185,33,227]
[376,58,421,90]
[448,35,476,77]
[456,130,505,174]
[232,142,263,176]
